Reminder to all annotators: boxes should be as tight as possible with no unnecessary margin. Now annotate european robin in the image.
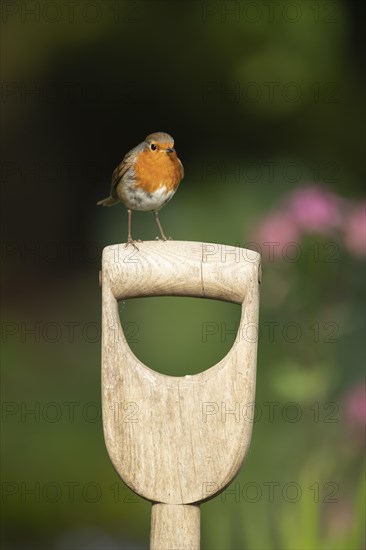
[97,132,184,246]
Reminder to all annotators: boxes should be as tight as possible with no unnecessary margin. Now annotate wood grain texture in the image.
[101,241,260,547]
[102,241,259,303]
[150,503,200,550]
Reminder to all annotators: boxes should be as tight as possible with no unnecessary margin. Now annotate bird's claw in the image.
[125,239,140,250]
[155,235,170,242]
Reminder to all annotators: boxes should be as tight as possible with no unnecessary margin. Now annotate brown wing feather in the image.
[178,158,184,180]
[97,142,143,207]
[110,148,137,199]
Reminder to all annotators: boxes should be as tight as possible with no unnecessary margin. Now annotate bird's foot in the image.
[155,235,171,242]
[125,238,141,250]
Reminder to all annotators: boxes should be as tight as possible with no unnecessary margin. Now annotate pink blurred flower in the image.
[344,201,366,259]
[250,186,366,263]
[288,185,343,232]
[253,211,300,259]
[344,383,366,435]
[324,499,354,537]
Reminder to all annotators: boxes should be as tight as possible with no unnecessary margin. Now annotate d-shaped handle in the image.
[101,241,260,304]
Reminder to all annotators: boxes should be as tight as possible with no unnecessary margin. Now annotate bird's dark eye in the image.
[150,143,157,151]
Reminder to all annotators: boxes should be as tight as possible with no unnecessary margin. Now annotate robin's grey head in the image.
[145,132,175,154]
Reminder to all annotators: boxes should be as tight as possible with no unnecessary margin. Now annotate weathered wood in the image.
[151,503,200,550]
[101,241,260,549]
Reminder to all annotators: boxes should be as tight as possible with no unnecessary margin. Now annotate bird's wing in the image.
[178,157,184,180]
[110,143,143,199]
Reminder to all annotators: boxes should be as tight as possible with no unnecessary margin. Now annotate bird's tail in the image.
[97,196,119,207]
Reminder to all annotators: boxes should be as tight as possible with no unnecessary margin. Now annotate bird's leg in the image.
[125,209,139,249]
[154,211,169,241]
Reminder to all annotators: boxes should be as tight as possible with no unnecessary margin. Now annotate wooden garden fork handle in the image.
[101,241,261,550]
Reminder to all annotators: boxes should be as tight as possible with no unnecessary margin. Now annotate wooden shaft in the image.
[150,503,200,550]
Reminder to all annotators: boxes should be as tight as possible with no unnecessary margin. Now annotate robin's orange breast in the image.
[133,150,182,193]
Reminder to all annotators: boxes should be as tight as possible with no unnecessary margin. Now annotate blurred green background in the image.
[1,0,365,549]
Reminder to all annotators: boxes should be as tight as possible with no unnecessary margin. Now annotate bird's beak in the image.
[165,147,174,154]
